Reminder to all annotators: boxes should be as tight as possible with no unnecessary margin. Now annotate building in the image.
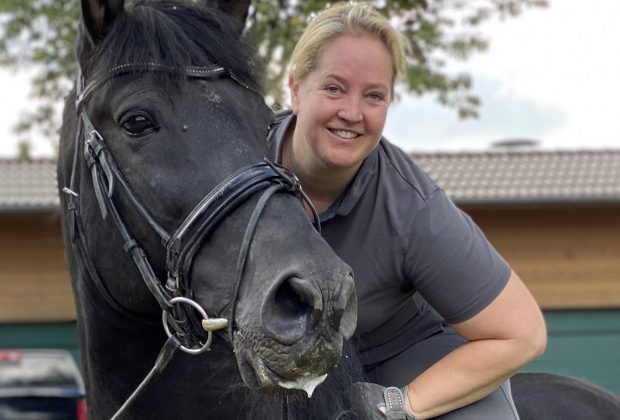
[413,148,620,394]
[413,148,620,309]
[0,159,72,322]
[1,150,619,393]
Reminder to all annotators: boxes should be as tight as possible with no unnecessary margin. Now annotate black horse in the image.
[57,0,359,418]
[57,0,620,419]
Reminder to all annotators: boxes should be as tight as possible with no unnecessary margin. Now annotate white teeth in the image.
[332,129,358,139]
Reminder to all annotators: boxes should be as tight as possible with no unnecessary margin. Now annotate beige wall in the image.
[1,203,619,322]
[465,204,620,309]
[0,213,76,322]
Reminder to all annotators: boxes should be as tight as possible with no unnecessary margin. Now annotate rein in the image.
[63,62,318,418]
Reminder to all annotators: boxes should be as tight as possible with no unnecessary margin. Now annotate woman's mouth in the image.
[330,128,359,139]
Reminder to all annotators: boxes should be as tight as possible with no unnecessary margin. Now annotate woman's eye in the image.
[326,85,341,94]
[368,92,385,102]
[121,114,158,137]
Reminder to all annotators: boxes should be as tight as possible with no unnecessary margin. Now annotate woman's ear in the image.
[288,73,300,115]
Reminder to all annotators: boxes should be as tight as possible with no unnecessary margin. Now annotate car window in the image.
[0,350,82,389]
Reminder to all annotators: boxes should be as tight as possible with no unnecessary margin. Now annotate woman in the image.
[267,2,547,419]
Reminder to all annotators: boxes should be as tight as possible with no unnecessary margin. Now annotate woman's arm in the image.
[405,270,547,419]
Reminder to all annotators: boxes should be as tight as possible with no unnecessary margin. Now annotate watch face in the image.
[383,386,417,419]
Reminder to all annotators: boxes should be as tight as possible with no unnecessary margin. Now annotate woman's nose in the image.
[337,96,363,123]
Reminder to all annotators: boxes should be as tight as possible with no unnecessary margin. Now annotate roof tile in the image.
[2,149,620,210]
[0,159,59,211]
[411,149,620,204]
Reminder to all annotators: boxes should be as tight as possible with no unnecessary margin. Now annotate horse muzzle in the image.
[232,269,356,394]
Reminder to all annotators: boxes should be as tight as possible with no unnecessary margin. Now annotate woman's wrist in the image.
[403,385,419,419]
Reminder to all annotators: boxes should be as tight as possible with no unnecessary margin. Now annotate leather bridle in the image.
[63,62,319,418]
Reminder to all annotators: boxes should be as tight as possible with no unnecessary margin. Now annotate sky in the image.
[0,0,618,158]
[384,0,620,152]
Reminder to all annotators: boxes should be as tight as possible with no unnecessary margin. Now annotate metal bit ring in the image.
[162,296,212,355]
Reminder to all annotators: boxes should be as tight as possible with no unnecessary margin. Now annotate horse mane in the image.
[80,0,263,93]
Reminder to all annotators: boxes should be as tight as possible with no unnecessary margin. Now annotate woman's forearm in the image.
[405,337,539,418]
[406,272,547,419]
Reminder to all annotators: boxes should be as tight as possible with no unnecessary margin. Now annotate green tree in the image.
[0,0,546,155]
[0,0,78,155]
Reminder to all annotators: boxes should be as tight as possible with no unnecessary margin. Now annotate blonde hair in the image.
[289,2,408,93]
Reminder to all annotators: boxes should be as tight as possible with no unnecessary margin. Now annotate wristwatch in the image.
[383,386,417,420]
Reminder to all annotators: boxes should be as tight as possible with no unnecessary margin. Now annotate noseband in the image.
[63,62,319,417]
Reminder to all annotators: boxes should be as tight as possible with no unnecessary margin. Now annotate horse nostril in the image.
[261,277,321,346]
[334,273,357,339]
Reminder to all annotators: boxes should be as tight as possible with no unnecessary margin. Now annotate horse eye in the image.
[121,114,158,137]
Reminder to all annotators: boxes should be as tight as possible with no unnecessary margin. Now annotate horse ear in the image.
[211,0,251,34]
[81,0,125,44]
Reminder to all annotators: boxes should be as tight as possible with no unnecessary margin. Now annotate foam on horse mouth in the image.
[277,373,328,398]
[254,357,327,398]
[238,352,327,397]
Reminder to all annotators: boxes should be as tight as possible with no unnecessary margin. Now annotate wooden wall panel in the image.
[465,205,620,309]
[2,204,619,323]
[0,213,76,322]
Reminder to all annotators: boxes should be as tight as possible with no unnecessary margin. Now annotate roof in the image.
[1,149,620,211]
[0,159,59,212]
[411,149,620,205]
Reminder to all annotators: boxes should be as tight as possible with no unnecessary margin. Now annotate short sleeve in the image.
[403,189,511,324]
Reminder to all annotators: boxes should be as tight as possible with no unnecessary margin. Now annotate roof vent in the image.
[491,138,540,151]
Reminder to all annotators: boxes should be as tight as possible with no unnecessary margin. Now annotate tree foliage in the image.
[246,0,547,115]
[0,0,78,149]
[0,0,546,154]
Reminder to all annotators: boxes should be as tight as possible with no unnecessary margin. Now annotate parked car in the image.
[0,349,86,420]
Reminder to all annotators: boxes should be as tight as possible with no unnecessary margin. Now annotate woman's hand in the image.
[349,382,418,419]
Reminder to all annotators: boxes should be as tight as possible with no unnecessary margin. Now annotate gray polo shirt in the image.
[268,111,510,366]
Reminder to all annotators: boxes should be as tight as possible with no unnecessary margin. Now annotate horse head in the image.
[57,0,357,416]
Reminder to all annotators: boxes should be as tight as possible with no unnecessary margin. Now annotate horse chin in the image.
[236,352,328,398]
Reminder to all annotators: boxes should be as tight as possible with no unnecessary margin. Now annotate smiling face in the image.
[288,34,393,177]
